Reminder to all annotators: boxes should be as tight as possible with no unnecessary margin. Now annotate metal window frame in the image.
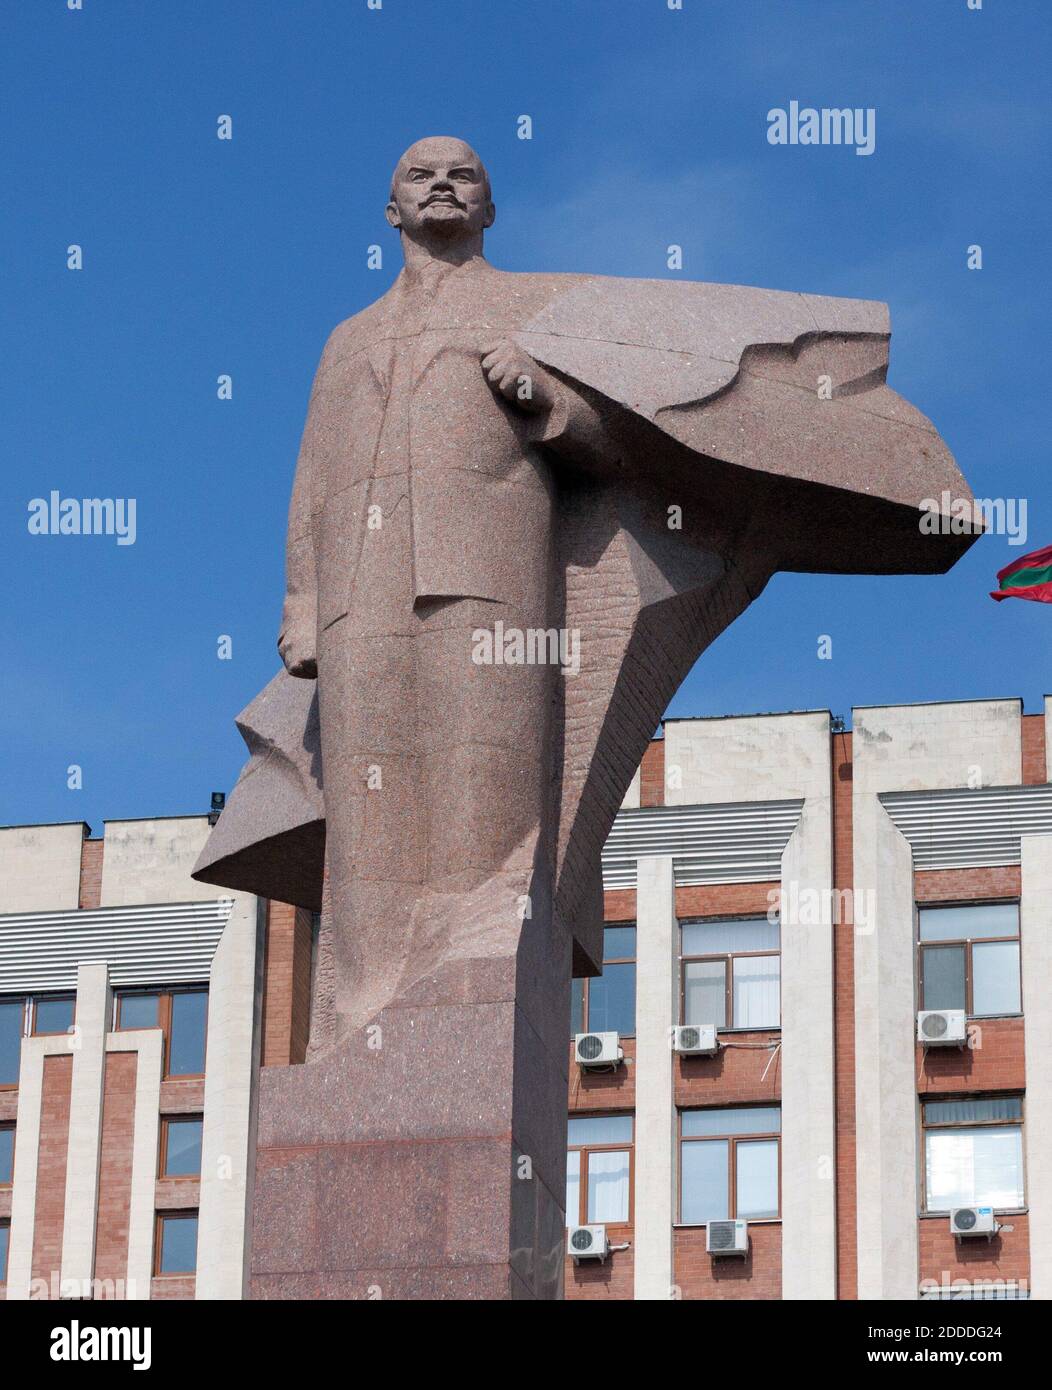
[678,1107,782,1224]
[679,916,781,1032]
[114,985,209,1080]
[916,899,1022,1018]
[921,1091,1026,1215]
[578,923,637,1039]
[0,1121,14,1187]
[159,1114,204,1181]
[567,1112,635,1228]
[153,1209,199,1277]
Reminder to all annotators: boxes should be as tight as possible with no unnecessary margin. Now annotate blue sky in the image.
[1,0,1049,831]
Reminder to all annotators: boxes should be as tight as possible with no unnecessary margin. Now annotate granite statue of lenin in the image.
[194,137,978,1297]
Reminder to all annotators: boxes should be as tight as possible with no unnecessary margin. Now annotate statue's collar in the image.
[397,253,489,294]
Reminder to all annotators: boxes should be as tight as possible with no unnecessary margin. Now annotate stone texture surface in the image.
[191,138,980,1300]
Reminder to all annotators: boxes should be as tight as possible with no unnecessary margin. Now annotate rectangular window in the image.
[680,1106,781,1224]
[918,904,1021,1017]
[0,999,27,1086]
[0,1221,8,1282]
[565,1114,633,1227]
[682,918,780,1030]
[115,988,208,1078]
[571,926,636,1037]
[923,1096,1025,1212]
[31,995,75,1037]
[169,992,208,1076]
[0,1125,13,1185]
[156,1212,198,1275]
[161,1117,203,1178]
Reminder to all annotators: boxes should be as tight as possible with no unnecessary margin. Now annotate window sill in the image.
[716,1026,781,1036]
[674,1218,781,1229]
[919,1208,1028,1219]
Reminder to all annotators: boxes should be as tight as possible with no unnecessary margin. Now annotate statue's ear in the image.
[483,201,496,230]
[385,202,401,230]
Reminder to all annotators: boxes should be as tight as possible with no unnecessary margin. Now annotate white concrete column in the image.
[853,806,918,1299]
[780,806,836,1299]
[106,1030,163,1300]
[1021,834,1052,1300]
[632,856,677,1300]
[60,962,111,1295]
[195,894,264,1300]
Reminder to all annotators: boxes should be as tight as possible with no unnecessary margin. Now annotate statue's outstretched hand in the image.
[278,626,318,680]
[480,339,557,416]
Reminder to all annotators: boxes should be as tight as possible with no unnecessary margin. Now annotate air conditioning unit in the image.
[673,1023,718,1055]
[574,1031,622,1068]
[917,1009,967,1047]
[567,1224,608,1262]
[707,1219,748,1257]
[950,1207,999,1239]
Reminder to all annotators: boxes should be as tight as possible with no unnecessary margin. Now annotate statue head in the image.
[386,136,494,258]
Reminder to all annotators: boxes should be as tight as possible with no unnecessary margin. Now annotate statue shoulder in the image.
[314,288,402,381]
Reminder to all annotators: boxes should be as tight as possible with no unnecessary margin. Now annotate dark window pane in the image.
[919,903,1018,942]
[169,993,207,1075]
[922,945,966,1011]
[158,1215,198,1274]
[119,993,160,1030]
[0,1127,13,1184]
[924,1097,1022,1125]
[587,963,635,1035]
[570,979,584,1036]
[0,1001,24,1085]
[164,1119,203,1177]
[603,926,636,961]
[684,960,726,1028]
[680,1139,728,1224]
[736,1139,779,1218]
[0,1224,8,1279]
[33,997,74,1035]
[972,942,1021,1015]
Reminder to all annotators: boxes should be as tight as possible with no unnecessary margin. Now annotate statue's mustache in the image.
[421,192,465,210]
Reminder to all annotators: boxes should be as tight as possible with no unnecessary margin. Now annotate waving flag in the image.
[991,543,1052,604]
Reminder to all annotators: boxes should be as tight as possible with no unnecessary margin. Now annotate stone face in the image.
[193,137,980,1300]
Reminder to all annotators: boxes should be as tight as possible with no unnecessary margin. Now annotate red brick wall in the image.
[915,866,1021,903]
[917,1017,1025,1095]
[603,889,635,922]
[675,1033,780,1108]
[150,1273,195,1299]
[1021,713,1046,786]
[31,1054,73,1292]
[261,901,314,1066]
[832,730,857,1299]
[566,1244,634,1298]
[568,1038,635,1112]
[78,838,103,910]
[920,1214,1029,1292]
[640,738,665,807]
[93,1051,138,1294]
[675,1222,781,1299]
[675,883,778,919]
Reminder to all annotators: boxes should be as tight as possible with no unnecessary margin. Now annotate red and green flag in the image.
[991,543,1052,604]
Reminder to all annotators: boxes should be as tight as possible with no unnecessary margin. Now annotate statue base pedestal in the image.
[247,910,572,1300]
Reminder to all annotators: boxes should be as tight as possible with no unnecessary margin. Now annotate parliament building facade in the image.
[1,696,1050,1300]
